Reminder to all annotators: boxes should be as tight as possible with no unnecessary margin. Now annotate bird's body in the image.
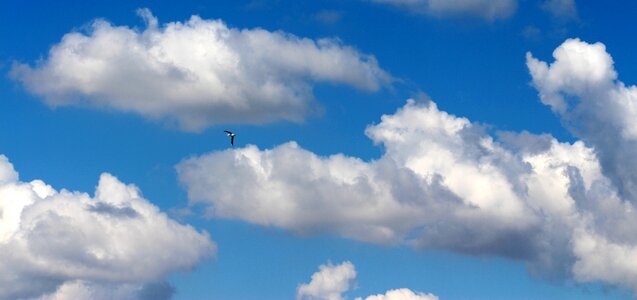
[224,130,236,146]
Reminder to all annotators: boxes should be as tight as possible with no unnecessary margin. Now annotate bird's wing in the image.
[231,135,235,145]
[224,130,232,134]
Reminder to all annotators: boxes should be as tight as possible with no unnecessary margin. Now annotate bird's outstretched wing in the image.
[224,130,233,134]
[231,135,235,146]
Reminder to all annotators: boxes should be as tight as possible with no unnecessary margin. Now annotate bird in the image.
[224,130,236,146]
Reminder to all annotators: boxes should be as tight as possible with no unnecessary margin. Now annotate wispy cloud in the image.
[370,0,517,21]
[541,0,578,21]
[313,10,344,25]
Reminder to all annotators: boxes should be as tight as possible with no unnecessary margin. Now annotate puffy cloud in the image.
[526,37,637,291]
[11,9,390,131]
[178,89,637,291]
[297,261,356,300]
[361,289,438,300]
[370,0,517,21]
[527,39,637,203]
[298,261,437,300]
[541,0,578,20]
[0,155,18,184]
[177,100,568,253]
[0,155,215,299]
[36,281,138,300]
[35,280,174,300]
[526,39,616,113]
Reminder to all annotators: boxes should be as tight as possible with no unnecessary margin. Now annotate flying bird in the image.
[224,130,236,146]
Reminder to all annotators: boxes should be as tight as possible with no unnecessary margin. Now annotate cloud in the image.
[177,100,561,250]
[34,280,174,300]
[11,9,390,131]
[527,38,637,290]
[526,39,637,202]
[521,26,541,41]
[370,0,517,21]
[0,155,215,299]
[297,261,356,300]
[298,261,437,300]
[313,10,344,25]
[361,289,439,300]
[541,0,578,20]
[178,38,637,292]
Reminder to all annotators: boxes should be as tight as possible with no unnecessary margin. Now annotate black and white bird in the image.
[224,130,236,146]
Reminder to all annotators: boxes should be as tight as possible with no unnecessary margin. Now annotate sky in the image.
[2,0,637,299]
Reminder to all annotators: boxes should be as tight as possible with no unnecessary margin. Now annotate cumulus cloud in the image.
[35,280,174,300]
[361,289,438,300]
[370,0,517,21]
[297,261,356,300]
[11,9,390,131]
[298,261,437,300]
[179,38,637,292]
[526,38,637,290]
[177,100,564,252]
[0,155,215,299]
[527,39,637,203]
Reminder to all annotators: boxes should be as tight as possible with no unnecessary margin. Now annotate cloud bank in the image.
[298,261,437,300]
[0,155,215,299]
[178,39,637,292]
[11,9,390,131]
[370,0,517,21]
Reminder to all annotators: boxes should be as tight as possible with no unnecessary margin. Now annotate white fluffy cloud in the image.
[11,9,390,131]
[361,289,438,300]
[527,39,637,204]
[0,155,215,299]
[35,280,174,300]
[178,38,637,293]
[370,0,517,21]
[177,100,582,254]
[527,38,637,291]
[297,261,357,300]
[298,261,437,300]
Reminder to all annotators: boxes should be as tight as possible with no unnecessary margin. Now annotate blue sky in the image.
[2,0,637,299]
